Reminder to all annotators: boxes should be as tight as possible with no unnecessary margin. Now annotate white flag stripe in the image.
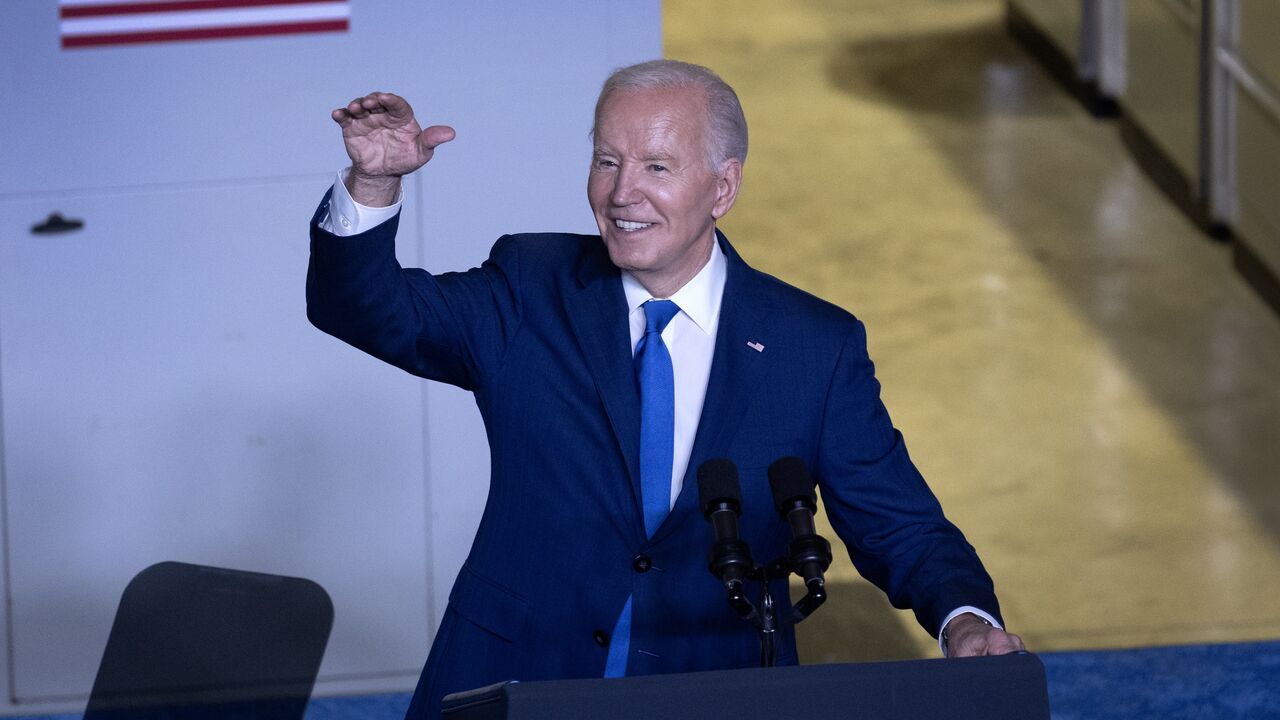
[61,4,348,36]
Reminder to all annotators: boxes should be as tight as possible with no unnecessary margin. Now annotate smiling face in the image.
[588,86,742,298]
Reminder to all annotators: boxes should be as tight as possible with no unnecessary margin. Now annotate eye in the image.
[648,164,668,172]
[594,158,617,169]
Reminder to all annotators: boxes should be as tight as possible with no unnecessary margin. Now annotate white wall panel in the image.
[0,179,430,704]
[0,3,660,197]
[0,0,661,714]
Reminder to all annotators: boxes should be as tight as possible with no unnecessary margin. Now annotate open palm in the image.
[332,92,455,178]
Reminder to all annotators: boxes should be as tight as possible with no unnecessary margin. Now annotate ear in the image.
[710,158,743,219]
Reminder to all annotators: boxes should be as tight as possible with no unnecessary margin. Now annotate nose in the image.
[609,165,641,207]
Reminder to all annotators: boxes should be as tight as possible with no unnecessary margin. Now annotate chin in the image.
[603,246,645,273]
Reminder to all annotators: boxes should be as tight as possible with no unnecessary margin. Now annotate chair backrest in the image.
[84,561,333,720]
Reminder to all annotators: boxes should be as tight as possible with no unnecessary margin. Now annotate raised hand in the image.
[331,92,456,206]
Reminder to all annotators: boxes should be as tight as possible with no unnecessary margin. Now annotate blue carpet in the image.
[13,640,1280,719]
[303,693,412,719]
[1040,640,1280,720]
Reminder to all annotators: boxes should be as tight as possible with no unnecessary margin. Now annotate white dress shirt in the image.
[318,171,1002,651]
[319,169,401,235]
[621,241,725,511]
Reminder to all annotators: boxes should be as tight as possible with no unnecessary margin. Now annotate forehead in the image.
[595,86,708,154]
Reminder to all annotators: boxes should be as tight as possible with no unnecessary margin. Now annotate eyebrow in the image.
[590,147,678,163]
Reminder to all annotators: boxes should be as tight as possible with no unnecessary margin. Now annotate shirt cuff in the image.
[938,606,1003,656]
[317,168,402,237]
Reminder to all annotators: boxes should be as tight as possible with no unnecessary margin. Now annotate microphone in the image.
[697,459,757,621]
[767,457,832,621]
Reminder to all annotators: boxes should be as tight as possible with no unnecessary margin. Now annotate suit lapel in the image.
[564,233,774,544]
[565,246,645,533]
[655,232,772,543]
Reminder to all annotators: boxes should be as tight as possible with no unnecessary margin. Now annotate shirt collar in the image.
[621,233,726,335]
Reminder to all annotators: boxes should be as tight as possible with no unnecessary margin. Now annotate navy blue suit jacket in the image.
[306,194,1000,719]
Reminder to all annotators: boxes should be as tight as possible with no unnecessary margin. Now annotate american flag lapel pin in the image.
[746,341,764,352]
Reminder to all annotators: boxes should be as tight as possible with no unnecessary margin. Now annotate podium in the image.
[441,653,1049,719]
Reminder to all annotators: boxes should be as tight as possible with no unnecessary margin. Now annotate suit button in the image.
[632,554,652,573]
[593,630,609,647]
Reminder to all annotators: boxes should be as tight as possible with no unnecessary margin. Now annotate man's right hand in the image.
[332,92,456,207]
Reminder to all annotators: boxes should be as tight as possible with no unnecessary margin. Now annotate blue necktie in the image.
[636,299,680,537]
[604,299,680,678]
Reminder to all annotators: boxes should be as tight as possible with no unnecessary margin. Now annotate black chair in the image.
[84,561,333,720]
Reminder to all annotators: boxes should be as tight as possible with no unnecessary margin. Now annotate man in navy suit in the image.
[307,60,1023,720]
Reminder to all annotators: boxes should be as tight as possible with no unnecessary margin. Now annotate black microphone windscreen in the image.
[697,458,741,510]
[768,456,815,510]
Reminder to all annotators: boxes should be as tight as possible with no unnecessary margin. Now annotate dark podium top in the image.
[442,653,1050,720]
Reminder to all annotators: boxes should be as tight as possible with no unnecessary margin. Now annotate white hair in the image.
[593,59,748,169]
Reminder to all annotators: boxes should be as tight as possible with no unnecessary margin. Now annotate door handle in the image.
[31,212,84,234]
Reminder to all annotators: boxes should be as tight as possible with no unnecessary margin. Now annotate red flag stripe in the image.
[61,0,345,19]
[61,18,347,47]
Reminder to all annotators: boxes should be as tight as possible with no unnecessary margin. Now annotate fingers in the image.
[331,92,411,124]
[421,125,457,150]
[983,630,1025,655]
[331,92,451,175]
[950,628,1026,658]
[349,91,399,118]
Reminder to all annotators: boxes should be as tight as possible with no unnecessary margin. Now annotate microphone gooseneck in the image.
[767,457,832,621]
[697,459,757,622]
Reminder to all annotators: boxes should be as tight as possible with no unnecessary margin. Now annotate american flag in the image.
[60,0,350,49]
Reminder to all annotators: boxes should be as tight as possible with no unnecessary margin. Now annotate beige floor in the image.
[665,0,1280,661]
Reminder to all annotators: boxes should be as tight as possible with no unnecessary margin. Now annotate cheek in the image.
[645,186,679,214]
[660,180,712,215]
[586,176,608,208]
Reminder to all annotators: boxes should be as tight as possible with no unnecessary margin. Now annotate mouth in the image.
[614,219,653,232]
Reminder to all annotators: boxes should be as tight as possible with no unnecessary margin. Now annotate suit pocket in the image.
[448,563,530,642]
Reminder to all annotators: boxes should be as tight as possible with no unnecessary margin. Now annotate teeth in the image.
[615,219,651,231]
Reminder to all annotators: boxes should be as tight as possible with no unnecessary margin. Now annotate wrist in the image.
[942,613,992,656]
[344,170,401,208]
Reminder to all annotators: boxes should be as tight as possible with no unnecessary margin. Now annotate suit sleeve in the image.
[814,320,1002,637]
[305,190,524,391]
